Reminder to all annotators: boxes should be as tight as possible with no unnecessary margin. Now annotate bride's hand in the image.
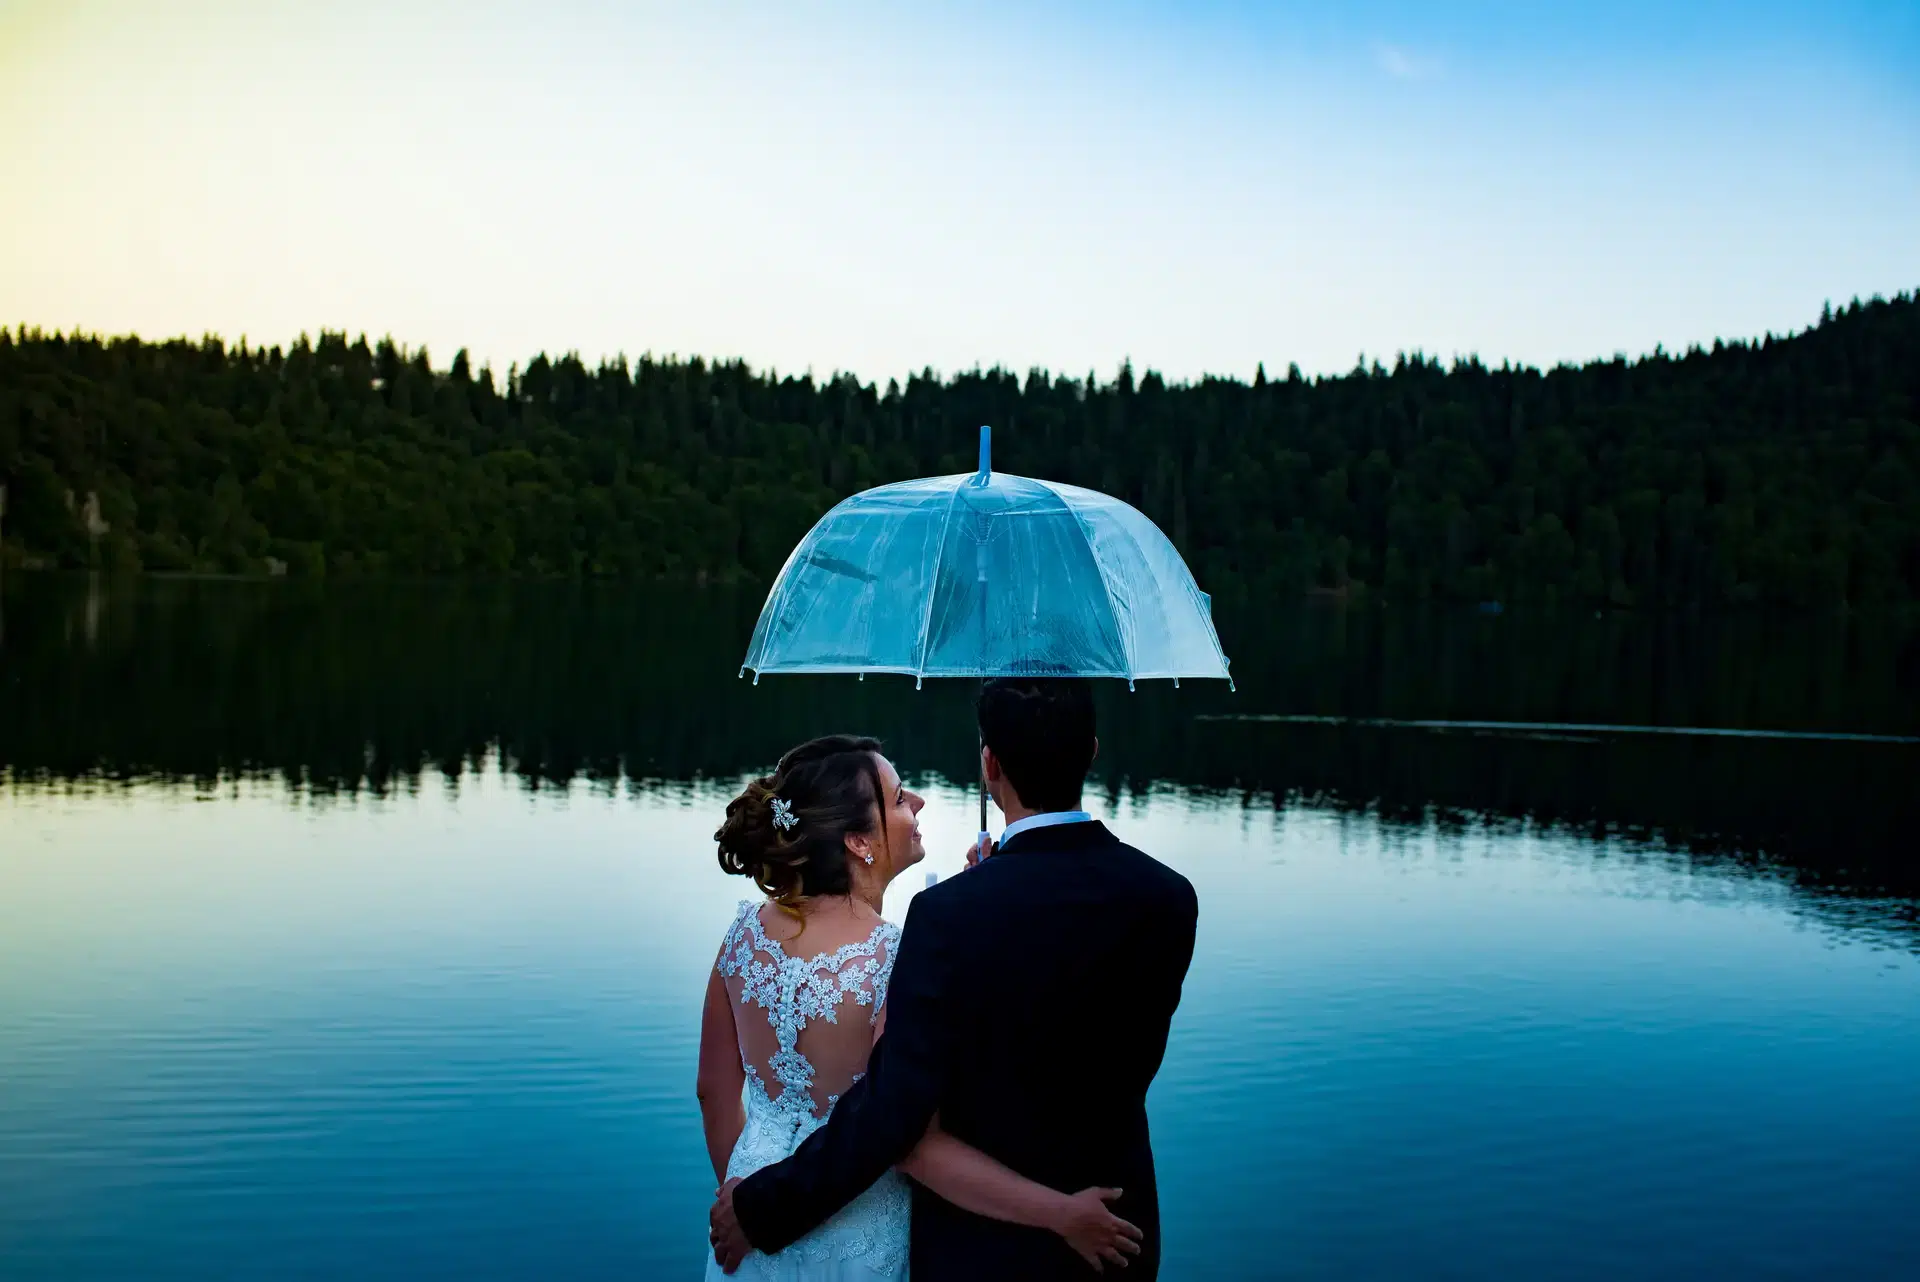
[1049,1187,1142,1272]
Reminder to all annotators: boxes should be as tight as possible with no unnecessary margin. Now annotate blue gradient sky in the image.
[2,0,1914,380]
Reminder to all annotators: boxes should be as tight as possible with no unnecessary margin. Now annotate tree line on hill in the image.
[1,291,1915,608]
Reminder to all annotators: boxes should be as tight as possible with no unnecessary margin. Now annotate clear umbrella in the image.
[741,427,1232,858]
[742,428,1232,689]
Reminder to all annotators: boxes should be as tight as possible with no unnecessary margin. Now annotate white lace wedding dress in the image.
[704,901,912,1281]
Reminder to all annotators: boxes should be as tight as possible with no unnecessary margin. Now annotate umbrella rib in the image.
[912,482,968,682]
[1053,485,1135,681]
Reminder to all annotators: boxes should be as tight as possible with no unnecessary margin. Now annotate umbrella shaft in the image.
[978,727,988,830]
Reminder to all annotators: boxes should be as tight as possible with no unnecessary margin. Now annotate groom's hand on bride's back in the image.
[709,1177,750,1273]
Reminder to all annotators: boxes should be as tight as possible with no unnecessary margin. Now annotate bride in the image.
[699,735,1141,1279]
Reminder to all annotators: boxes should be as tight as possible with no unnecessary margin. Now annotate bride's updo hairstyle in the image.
[715,735,887,913]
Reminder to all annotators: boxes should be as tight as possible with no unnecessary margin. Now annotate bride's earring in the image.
[859,850,875,866]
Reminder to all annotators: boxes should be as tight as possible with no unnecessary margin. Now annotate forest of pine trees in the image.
[2,291,1915,609]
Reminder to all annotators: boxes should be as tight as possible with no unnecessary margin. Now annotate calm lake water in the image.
[3,576,1918,1280]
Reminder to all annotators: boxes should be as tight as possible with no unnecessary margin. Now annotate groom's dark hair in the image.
[977,678,1097,813]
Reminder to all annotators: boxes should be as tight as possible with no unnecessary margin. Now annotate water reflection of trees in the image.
[4,575,1915,939]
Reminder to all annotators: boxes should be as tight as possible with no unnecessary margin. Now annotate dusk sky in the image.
[3,0,1915,382]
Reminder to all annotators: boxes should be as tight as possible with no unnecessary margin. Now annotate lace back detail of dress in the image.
[715,901,901,1121]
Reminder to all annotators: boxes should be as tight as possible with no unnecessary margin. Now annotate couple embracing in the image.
[700,678,1199,1281]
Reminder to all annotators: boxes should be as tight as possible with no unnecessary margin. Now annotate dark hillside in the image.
[3,291,1915,607]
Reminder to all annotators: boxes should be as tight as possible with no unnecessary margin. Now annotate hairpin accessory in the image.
[769,797,799,832]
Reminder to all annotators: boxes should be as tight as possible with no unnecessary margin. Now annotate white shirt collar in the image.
[999,810,1094,845]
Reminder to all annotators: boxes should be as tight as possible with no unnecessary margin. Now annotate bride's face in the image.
[869,754,926,877]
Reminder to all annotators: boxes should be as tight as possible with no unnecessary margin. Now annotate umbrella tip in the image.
[976,425,991,482]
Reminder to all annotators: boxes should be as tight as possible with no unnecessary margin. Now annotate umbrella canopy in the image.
[741,429,1232,688]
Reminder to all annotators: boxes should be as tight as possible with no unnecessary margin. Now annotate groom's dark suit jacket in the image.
[733,818,1199,1280]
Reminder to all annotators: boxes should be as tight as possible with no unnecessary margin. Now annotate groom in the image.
[709,678,1199,1279]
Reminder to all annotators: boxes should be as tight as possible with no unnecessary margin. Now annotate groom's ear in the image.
[981,745,1003,783]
